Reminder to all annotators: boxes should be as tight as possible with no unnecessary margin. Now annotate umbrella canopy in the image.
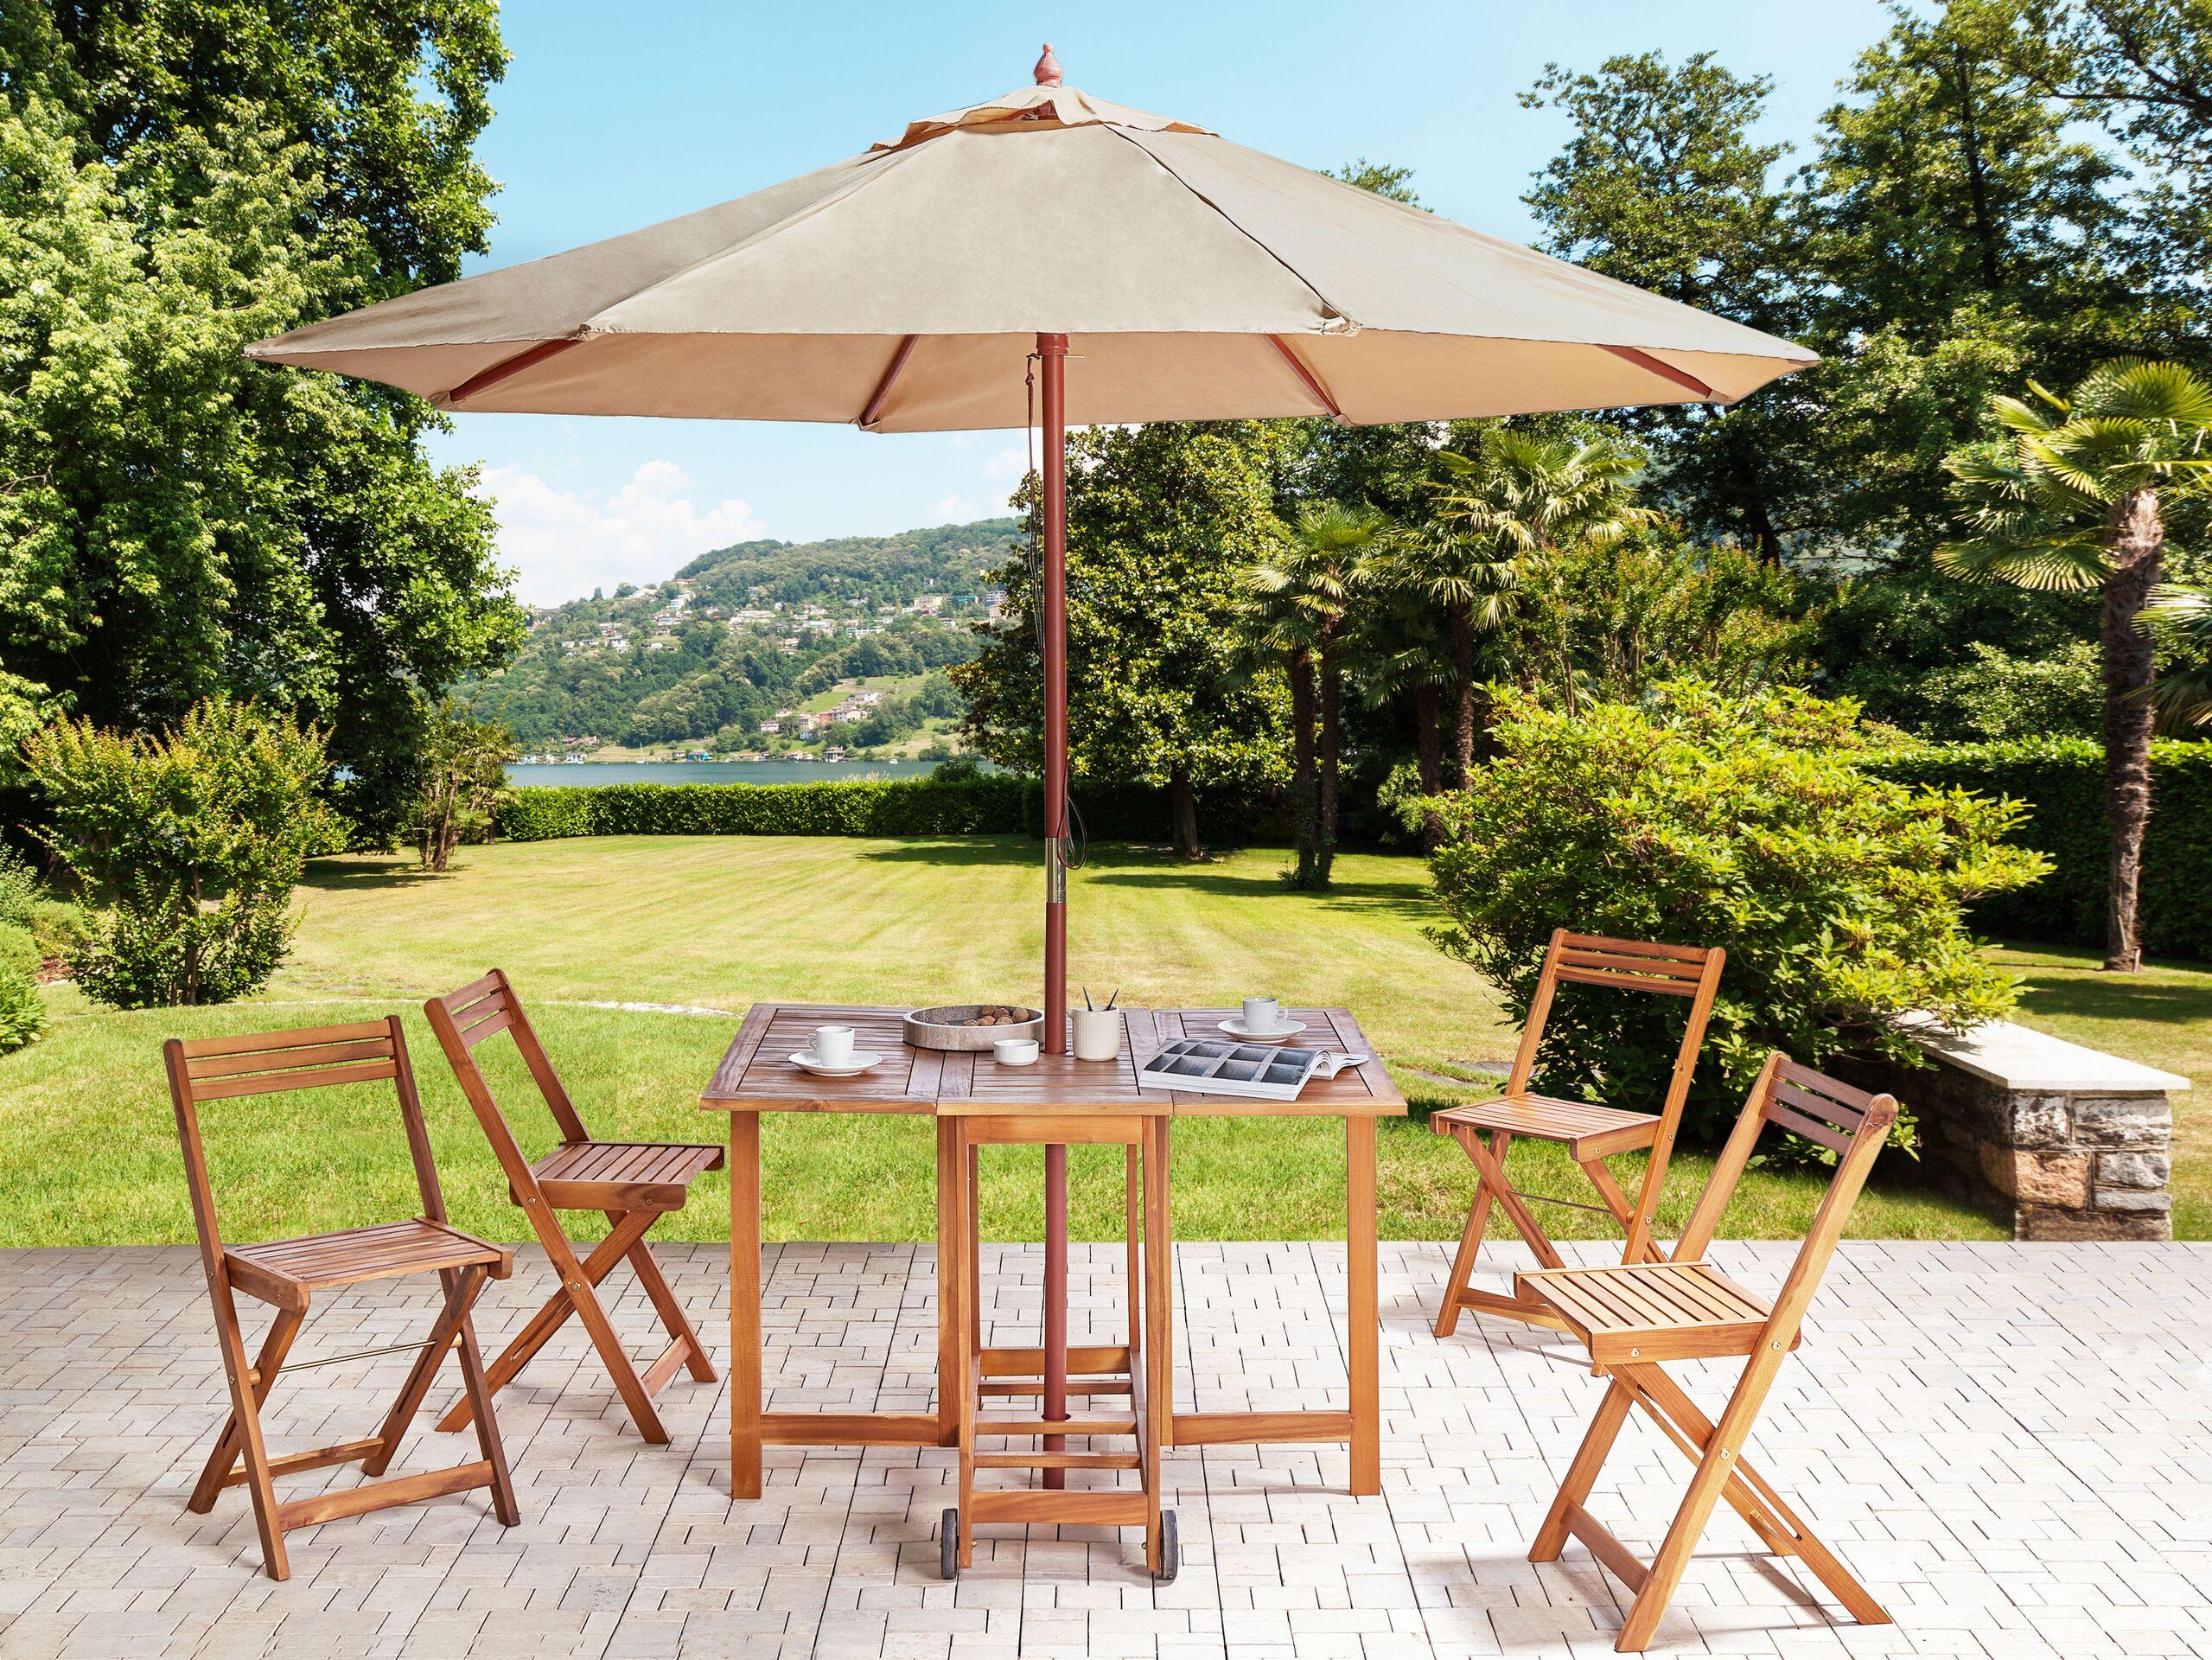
[246,60,1814,430]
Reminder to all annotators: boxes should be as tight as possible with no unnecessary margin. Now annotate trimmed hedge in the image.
[500,776,1027,840]
[499,773,1281,847]
[1865,738,2212,960]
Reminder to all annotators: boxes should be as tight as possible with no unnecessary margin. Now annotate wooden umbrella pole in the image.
[1037,332,1070,1480]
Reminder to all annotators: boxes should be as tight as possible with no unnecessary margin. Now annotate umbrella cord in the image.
[1025,354,1086,872]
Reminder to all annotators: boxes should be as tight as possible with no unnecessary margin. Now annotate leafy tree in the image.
[1520,52,1805,557]
[1425,682,2047,1139]
[22,697,344,1006]
[1248,502,1382,887]
[0,7,520,841]
[1953,0,2212,292]
[1912,640,2103,741]
[1937,359,2212,970]
[413,699,513,872]
[955,424,1292,859]
[1508,531,1820,711]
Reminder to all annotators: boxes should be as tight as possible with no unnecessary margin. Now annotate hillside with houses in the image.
[461,519,1016,757]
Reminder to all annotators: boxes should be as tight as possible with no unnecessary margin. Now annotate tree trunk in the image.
[1316,635,1342,887]
[1168,764,1203,862]
[1950,42,2004,292]
[2100,488,2163,972]
[1412,681,1444,852]
[1287,649,1317,886]
[1450,602,1476,786]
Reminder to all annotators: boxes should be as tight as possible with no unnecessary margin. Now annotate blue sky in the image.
[427,0,1892,604]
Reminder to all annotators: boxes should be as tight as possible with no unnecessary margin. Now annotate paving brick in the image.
[3,1239,2209,1658]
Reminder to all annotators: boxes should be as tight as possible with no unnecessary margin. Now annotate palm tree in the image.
[1347,589,1457,849]
[2147,584,2212,731]
[1399,426,1654,778]
[1937,358,2212,972]
[1248,501,1383,886]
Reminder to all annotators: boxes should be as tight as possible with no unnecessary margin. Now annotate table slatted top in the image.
[700,1004,1406,1118]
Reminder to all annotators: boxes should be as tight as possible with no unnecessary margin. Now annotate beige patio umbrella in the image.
[247,43,1816,1449]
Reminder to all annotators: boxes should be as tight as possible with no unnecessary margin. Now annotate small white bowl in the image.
[992,1037,1040,1066]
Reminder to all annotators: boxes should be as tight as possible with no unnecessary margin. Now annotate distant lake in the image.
[506,759,946,788]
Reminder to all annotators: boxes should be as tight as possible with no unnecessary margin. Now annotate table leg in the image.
[1347,1114,1380,1496]
[935,1116,960,1448]
[730,1110,762,1499]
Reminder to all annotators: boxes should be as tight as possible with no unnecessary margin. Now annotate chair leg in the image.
[201,1278,289,1580]
[551,1229,673,1443]
[450,1276,521,1525]
[188,1305,303,1513]
[1578,1159,1666,1264]
[1620,1365,1889,1628]
[616,1218,717,1384]
[1529,1377,1638,1561]
[363,1265,491,1477]
[438,1208,659,1433]
[1434,1130,1506,1337]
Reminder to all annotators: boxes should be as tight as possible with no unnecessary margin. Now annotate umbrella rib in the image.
[445,338,585,405]
[1267,335,1342,418]
[858,335,919,428]
[1598,344,1716,402]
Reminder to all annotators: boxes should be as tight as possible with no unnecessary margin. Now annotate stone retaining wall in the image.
[1844,1018,2183,1242]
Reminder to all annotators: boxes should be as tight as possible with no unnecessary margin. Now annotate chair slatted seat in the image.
[1516,1054,1898,1652]
[1432,930,1724,1336]
[527,1140,724,1210]
[426,971,724,1446]
[225,1220,511,1310]
[163,1019,520,1580]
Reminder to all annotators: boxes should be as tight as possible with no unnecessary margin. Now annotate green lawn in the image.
[4,835,2196,1249]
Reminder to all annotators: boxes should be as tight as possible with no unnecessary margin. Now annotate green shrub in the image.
[0,923,40,980]
[22,697,346,1008]
[0,849,40,928]
[1864,737,2212,960]
[27,898,86,964]
[1425,682,2050,1142]
[0,964,43,1054]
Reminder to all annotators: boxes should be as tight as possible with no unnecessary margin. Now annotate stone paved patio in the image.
[3,1238,2209,1659]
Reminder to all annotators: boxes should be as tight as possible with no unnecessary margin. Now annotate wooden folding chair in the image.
[425,970,724,1445]
[163,1019,520,1580]
[1517,1055,1897,1652]
[1431,930,1723,1336]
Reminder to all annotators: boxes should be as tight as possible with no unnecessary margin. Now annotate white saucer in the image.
[1218,1018,1307,1044]
[788,1050,883,1077]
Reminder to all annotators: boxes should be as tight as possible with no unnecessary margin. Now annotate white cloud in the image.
[982,443,1030,481]
[474,461,765,605]
[934,493,968,520]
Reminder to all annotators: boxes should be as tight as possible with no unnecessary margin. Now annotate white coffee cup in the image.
[1241,996,1284,1034]
[1071,1007,1123,1062]
[812,1024,856,1066]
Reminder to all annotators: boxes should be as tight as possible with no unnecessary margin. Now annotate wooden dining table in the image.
[699,1001,1406,1501]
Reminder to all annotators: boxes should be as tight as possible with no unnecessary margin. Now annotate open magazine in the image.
[1136,1038,1369,1101]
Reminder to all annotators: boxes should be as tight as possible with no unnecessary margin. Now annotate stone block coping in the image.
[1897,1012,2190,1094]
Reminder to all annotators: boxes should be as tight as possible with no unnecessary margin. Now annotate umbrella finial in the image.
[1034,42,1063,86]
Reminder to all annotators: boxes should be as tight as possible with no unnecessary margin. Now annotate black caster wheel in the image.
[1153,1509,1179,1584]
[940,1506,959,1580]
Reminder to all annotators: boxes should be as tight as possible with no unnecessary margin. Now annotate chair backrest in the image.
[1672,1053,1898,1350]
[424,972,590,1208]
[163,1018,447,1274]
[1508,929,1725,1256]
[1505,929,1724,1097]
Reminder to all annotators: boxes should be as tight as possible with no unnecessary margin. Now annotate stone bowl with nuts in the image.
[902,1004,1046,1051]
